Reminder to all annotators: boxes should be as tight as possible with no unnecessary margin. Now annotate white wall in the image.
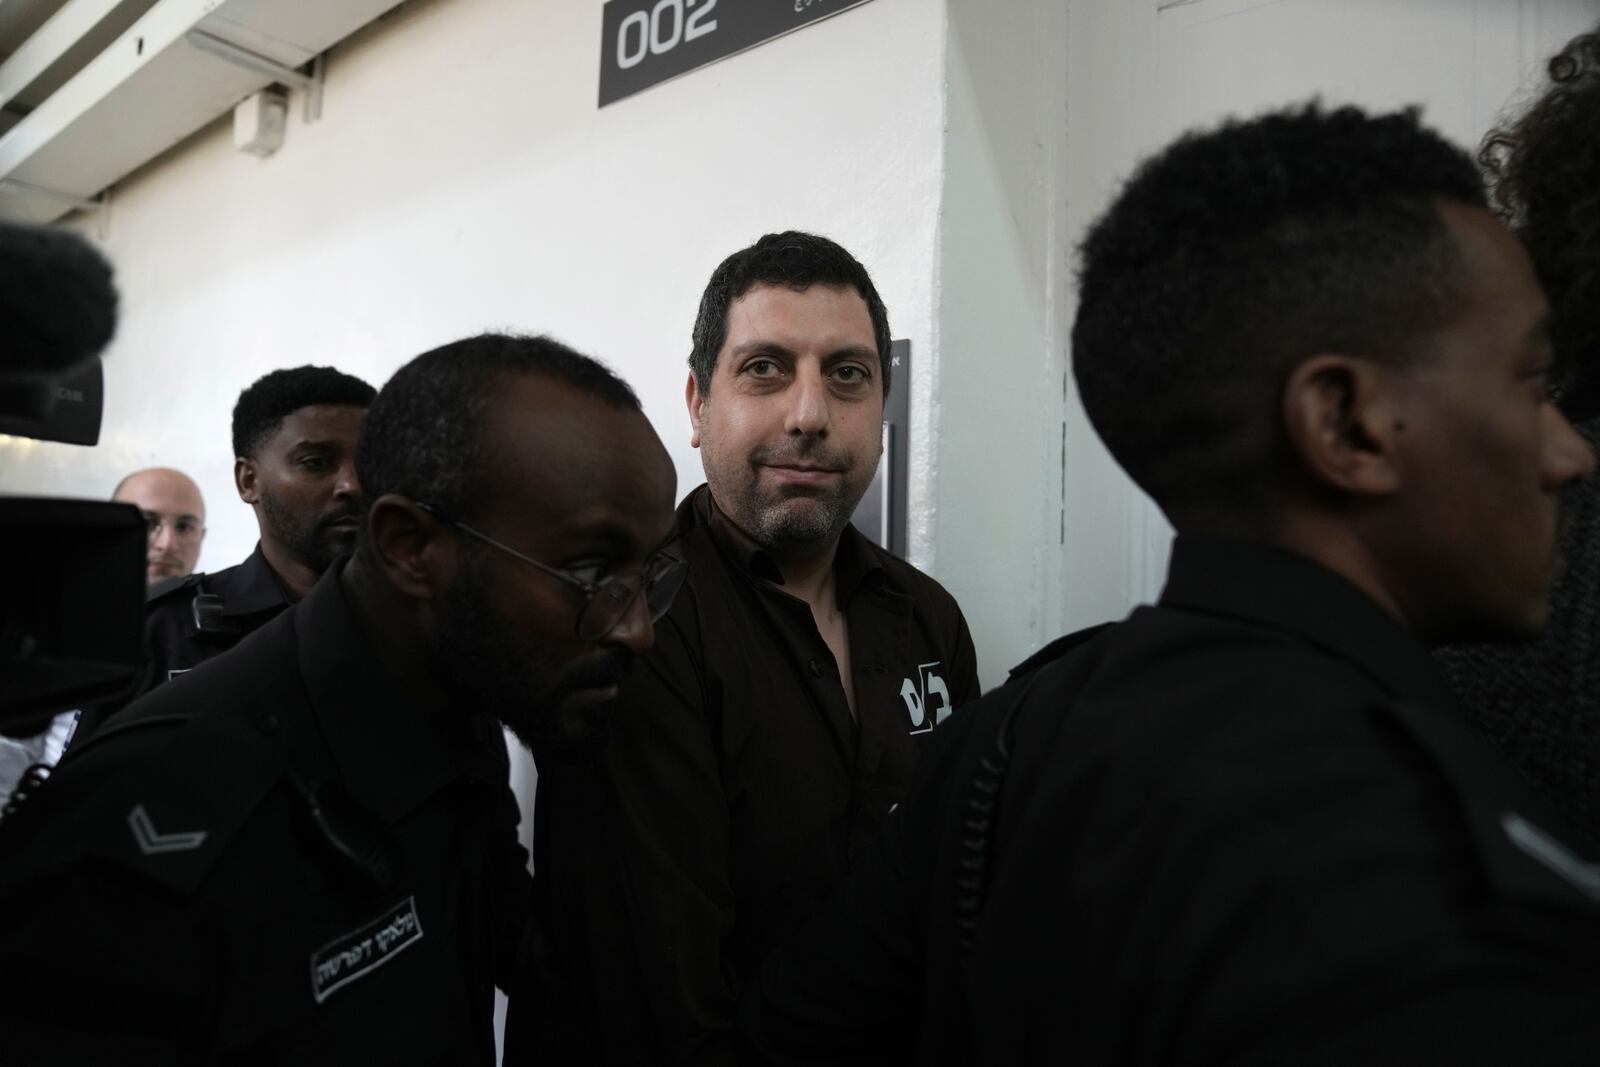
[1059,0,1600,625]
[934,0,1071,684]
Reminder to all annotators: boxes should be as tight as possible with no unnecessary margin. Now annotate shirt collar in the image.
[209,543,295,617]
[1158,536,1461,710]
[293,561,492,823]
[688,483,887,608]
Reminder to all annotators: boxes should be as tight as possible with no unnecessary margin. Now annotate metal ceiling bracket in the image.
[95,185,112,240]
[305,53,325,123]
[184,30,326,123]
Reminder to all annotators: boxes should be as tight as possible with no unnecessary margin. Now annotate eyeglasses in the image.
[142,513,203,543]
[417,502,689,641]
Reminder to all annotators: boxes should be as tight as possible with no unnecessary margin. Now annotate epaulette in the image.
[4,703,291,896]
[1006,622,1114,681]
[146,570,205,605]
[1379,698,1600,916]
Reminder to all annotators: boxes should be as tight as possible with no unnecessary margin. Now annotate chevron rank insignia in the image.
[127,803,209,855]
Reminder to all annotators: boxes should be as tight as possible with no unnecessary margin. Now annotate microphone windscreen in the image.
[0,223,117,378]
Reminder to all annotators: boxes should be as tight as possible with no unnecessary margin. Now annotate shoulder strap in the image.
[957,624,1115,965]
[954,669,1044,966]
[1380,697,1600,915]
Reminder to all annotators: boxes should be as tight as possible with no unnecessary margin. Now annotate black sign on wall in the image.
[598,0,880,108]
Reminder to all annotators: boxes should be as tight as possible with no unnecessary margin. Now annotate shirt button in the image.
[255,712,280,735]
[808,658,824,678]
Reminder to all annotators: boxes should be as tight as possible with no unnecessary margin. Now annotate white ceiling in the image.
[0,0,405,224]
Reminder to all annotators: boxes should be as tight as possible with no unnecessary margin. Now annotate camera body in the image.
[1,223,138,736]
[0,498,146,736]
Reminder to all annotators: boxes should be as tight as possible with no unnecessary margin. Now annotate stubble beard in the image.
[720,439,878,556]
[261,491,363,574]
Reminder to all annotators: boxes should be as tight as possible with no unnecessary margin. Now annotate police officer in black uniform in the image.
[0,334,685,1064]
[741,105,1600,1064]
[138,364,376,693]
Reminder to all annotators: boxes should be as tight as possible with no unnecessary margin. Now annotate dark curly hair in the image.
[1073,102,1486,531]
[690,231,892,398]
[355,332,639,529]
[1480,26,1600,419]
[231,365,375,459]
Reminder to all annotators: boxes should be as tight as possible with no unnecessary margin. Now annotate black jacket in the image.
[0,563,539,1065]
[74,545,296,745]
[742,537,1600,1066]
[140,543,293,691]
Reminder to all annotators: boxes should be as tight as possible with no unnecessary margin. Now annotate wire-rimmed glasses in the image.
[417,502,687,640]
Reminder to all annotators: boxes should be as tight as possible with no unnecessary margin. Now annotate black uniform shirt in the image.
[0,563,538,1065]
[742,537,1600,1066]
[71,546,296,747]
[140,543,293,692]
[531,484,980,1064]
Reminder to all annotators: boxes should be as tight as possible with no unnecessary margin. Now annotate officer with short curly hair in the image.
[134,365,374,697]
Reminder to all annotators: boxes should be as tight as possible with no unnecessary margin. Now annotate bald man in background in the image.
[112,467,206,586]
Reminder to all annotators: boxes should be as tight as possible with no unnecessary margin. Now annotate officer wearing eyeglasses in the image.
[0,333,681,1065]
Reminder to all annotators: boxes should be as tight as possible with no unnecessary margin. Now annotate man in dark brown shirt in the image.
[531,232,980,1064]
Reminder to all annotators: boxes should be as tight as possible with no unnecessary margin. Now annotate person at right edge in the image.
[740,104,1600,1065]
[1435,22,1600,850]
[532,232,980,1064]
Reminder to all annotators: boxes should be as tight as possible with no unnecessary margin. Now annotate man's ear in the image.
[1281,354,1403,498]
[234,457,257,504]
[686,371,705,449]
[366,495,451,601]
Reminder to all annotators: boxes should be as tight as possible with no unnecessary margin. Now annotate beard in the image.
[424,549,633,769]
[736,437,877,552]
[261,491,364,574]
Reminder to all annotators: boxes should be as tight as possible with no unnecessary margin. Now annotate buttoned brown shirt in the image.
[528,484,980,1064]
